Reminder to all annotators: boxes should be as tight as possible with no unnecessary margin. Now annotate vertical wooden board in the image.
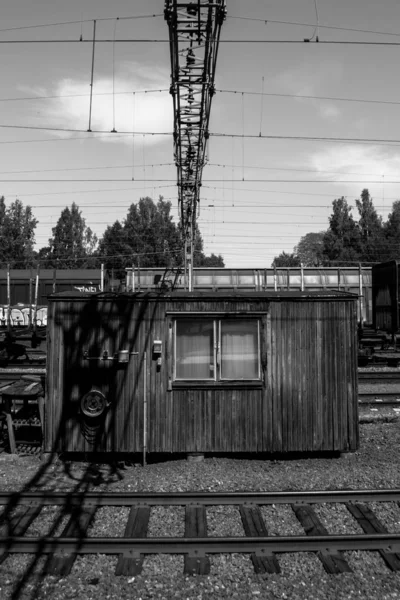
[347,300,358,450]
[270,304,278,450]
[273,303,282,451]
[352,301,360,449]
[280,302,288,451]
[290,301,298,452]
[263,311,273,452]
[323,302,333,451]
[300,302,308,451]
[310,302,319,451]
[293,303,301,451]
[286,302,294,451]
[302,302,310,451]
[306,302,314,451]
[331,302,340,451]
[315,302,323,452]
[294,303,302,451]
[339,301,348,451]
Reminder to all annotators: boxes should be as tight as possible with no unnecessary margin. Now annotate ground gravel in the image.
[2,422,400,598]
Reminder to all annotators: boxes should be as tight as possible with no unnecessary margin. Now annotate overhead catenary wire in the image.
[217,88,400,107]
[1,179,400,183]
[0,13,163,33]
[228,14,400,39]
[4,123,400,147]
[4,39,400,45]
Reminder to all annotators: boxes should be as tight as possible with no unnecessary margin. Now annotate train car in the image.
[372,260,400,335]
[45,289,359,457]
[129,266,372,324]
[0,269,104,328]
[0,266,372,327]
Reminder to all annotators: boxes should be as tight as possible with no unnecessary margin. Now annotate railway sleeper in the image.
[292,503,352,574]
[346,502,400,571]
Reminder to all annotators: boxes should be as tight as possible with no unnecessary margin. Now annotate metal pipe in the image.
[143,351,147,467]
[29,269,33,328]
[52,267,57,294]
[359,263,363,329]
[6,264,10,333]
[33,264,39,333]
[300,263,304,292]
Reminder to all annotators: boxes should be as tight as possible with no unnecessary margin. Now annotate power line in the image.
[5,184,176,198]
[0,124,169,135]
[0,163,174,175]
[228,15,400,39]
[210,133,400,147]
[0,89,169,103]
[0,134,135,145]
[4,123,400,147]
[2,39,400,45]
[0,14,163,33]
[217,89,400,107]
[207,162,398,177]
[1,179,400,183]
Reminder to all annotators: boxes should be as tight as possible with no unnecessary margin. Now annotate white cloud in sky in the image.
[22,61,173,145]
[310,145,400,179]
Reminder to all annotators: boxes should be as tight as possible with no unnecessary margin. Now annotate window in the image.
[174,318,261,381]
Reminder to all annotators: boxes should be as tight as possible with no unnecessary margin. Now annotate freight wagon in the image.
[372,260,400,336]
[0,266,372,327]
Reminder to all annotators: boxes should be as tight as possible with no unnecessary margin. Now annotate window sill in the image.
[172,380,263,390]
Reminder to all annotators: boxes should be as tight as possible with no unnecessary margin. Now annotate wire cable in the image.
[228,15,400,39]
[0,13,163,33]
[217,88,400,107]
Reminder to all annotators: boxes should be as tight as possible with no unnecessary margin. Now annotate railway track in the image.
[2,490,400,575]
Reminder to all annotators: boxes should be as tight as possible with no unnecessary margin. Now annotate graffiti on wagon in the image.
[0,305,48,327]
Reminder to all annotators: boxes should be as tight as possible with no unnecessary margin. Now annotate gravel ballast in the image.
[1,422,400,598]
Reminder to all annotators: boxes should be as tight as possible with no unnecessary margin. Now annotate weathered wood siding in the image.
[265,300,358,453]
[46,292,358,454]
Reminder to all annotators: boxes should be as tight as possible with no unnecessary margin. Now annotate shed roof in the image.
[48,289,358,302]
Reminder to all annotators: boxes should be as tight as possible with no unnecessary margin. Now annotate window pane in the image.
[176,320,214,379]
[221,320,259,379]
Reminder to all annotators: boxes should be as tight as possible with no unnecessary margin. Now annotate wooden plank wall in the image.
[46,294,358,455]
[264,300,358,453]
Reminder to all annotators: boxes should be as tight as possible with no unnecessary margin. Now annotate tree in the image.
[46,203,98,268]
[355,189,383,262]
[323,197,361,264]
[295,231,326,266]
[117,196,182,269]
[0,197,38,268]
[271,252,301,267]
[98,196,224,273]
[382,200,400,261]
[198,253,225,267]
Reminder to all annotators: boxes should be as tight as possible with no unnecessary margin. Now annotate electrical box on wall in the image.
[153,340,162,355]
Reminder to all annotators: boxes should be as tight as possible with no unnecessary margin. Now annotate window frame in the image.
[173,316,262,384]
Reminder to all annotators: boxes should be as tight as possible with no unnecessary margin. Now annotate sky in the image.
[1,0,400,268]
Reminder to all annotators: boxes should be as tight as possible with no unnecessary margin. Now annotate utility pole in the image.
[165,0,226,290]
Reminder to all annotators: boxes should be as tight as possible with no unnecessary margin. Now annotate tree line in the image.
[273,189,400,267]
[0,195,224,273]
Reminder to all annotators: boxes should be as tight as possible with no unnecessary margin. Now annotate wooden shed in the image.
[45,290,359,456]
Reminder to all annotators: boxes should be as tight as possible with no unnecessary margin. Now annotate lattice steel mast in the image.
[165,0,226,290]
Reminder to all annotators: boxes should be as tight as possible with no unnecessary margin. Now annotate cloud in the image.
[270,63,342,121]
[22,61,173,145]
[310,145,400,179]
